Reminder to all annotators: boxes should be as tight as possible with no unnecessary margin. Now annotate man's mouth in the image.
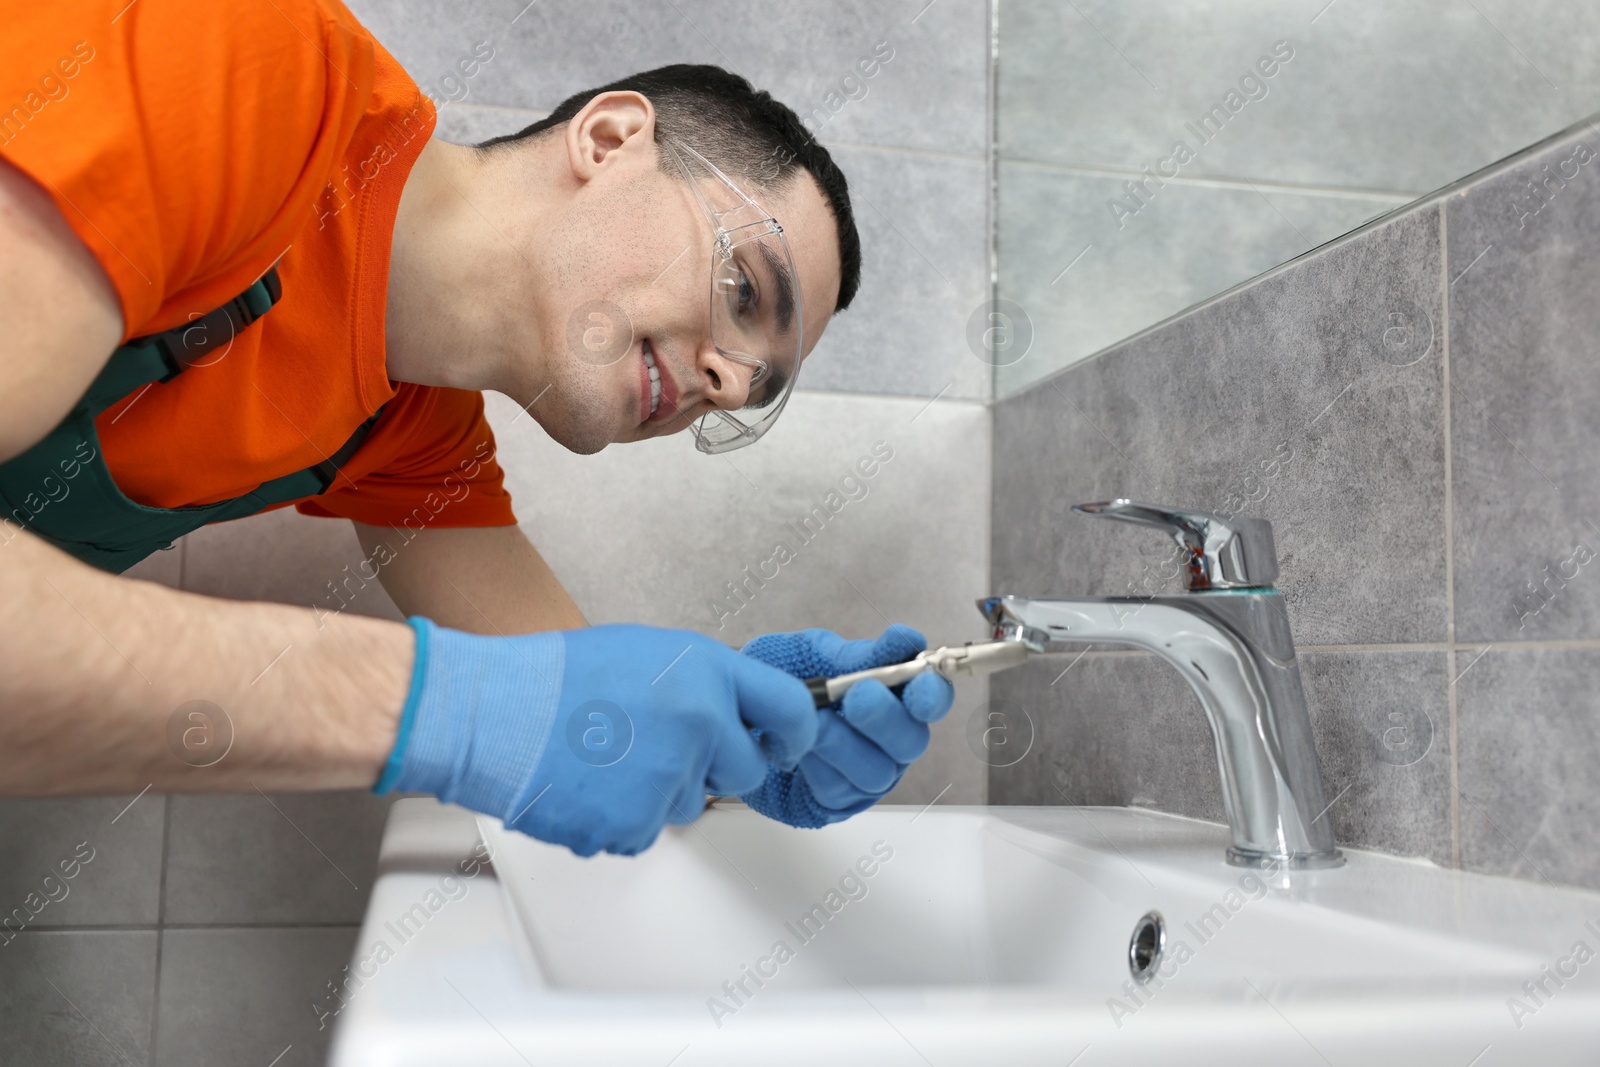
[640,340,682,427]
[643,341,662,417]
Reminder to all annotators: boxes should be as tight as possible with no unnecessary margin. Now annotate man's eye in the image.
[736,265,757,316]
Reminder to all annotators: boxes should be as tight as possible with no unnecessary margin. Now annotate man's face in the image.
[525,133,841,455]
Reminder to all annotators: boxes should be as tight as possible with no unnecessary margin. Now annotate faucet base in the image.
[1227,846,1346,871]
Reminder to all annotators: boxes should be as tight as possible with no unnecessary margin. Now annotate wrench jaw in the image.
[924,638,1035,681]
[808,639,1037,708]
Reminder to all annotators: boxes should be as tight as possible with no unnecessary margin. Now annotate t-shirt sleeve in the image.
[295,385,519,529]
[0,0,374,338]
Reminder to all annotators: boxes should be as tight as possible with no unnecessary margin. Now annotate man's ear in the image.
[563,91,656,182]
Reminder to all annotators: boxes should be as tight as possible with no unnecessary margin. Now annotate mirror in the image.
[994,1,1600,397]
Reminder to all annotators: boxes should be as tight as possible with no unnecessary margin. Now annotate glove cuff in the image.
[372,617,433,794]
[375,617,565,815]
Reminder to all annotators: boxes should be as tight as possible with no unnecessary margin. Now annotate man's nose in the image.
[697,341,752,411]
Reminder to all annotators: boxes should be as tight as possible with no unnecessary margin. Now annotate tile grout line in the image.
[1440,200,1462,871]
[18,921,368,932]
[150,792,172,1062]
[984,0,1000,802]
[999,155,1420,203]
[986,0,999,405]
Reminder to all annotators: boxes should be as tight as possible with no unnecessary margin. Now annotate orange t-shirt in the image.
[0,0,517,530]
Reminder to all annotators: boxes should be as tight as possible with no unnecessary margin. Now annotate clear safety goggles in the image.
[662,138,805,454]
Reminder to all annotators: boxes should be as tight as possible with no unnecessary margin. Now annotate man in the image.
[0,0,953,857]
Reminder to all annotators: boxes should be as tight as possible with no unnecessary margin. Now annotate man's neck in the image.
[384,137,546,394]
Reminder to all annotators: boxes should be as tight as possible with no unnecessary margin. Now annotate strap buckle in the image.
[137,267,284,379]
[307,407,386,493]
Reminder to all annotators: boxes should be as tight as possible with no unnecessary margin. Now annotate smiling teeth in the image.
[644,344,661,415]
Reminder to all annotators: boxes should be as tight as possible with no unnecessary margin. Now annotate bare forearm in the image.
[0,528,411,795]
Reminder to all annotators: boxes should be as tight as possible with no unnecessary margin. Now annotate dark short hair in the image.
[476,63,861,314]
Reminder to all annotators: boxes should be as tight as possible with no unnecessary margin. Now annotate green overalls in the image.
[0,269,382,573]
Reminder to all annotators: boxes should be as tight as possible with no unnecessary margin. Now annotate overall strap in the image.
[83,268,284,413]
[0,264,386,574]
[256,405,387,501]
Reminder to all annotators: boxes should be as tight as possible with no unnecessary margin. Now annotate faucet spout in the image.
[980,592,1343,869]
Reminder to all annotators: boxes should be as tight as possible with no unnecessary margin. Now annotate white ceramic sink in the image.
[328,799,1600,1065]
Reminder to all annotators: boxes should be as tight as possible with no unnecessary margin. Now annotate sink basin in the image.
[329,799,1600,1065]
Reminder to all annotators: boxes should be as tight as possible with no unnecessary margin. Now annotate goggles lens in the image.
[665,140,804,454]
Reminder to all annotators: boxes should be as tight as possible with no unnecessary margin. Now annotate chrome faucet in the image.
[982,500,1343,869]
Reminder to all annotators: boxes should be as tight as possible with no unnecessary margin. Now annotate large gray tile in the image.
[0,930,157,1067]
[184,505,404,622]
[486,388,991,803]
[727,0,989,157]
[164,792,394,924]
[155,926,361,1067]
[346,0,519,109]
[488,389,991,650]
[1471,0,1600,98]
[351,0,988,157]
[0,795,164,927]
[885,675,987,809]
[1459,648,1600,891]
[1297,651,1453,865]
[1447,124,1600,643]
[996,161,1411,389]
[806,144,989,400]
[988,650,1225,821]
[991,649,1452,864]
[999,0,1600,194]
[992,203,1448,646]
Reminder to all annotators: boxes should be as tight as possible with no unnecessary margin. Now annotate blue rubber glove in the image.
[374,618,817,857]
[737,624,955,828]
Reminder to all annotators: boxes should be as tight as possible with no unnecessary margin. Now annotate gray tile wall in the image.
[990,114,1600,893]
[996,0,1600,393]
[0,3,995,1061]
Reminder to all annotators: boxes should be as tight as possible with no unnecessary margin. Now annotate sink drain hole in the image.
[1128,911,1165,982]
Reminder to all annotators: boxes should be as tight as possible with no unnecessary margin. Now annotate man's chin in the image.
[553,425,613,455]
[537,398,680,454]
[530,408,615,456]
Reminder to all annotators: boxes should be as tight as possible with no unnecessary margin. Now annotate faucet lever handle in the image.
[1073,499,1279,591]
